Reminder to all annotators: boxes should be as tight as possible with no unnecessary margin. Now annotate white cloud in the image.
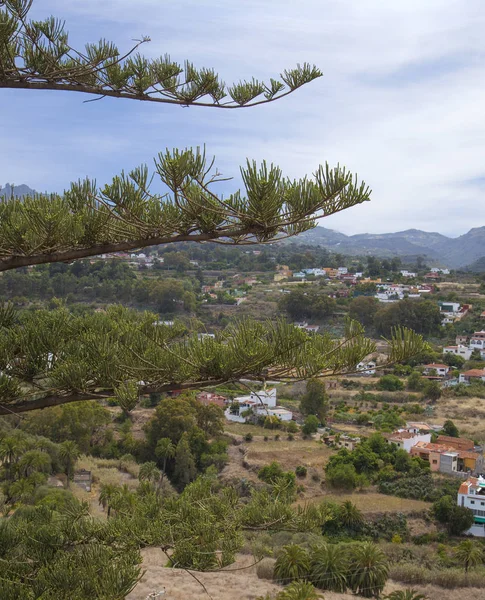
[4,0,485,236]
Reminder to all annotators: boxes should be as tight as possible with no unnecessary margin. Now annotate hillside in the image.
[289,226,485,268]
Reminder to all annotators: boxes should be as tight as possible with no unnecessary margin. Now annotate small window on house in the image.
[432,460,437,464]
[471,500,475,504]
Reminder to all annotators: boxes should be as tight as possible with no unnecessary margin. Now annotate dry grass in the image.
[246,439,333,471]
[76,455,139,487]
[224,422,271,437]
[431,395,485,443]
[299,491,430,514]
[127,550,482,600]
[72,455,139,520]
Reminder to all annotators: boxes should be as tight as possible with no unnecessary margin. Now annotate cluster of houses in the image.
[274,265,363,284]
[197,388,293,423]
[443,331,485,362]
[373,282,434,303]
[322,422,484,536]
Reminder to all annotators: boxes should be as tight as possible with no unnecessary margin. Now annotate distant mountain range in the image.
[2,184,484,269]
[287,226,485,269]
[0,183,37,199]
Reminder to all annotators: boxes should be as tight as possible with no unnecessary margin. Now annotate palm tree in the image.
[111,483,136,516]
[339,500,364,530]
[278,581,323,600]
[138,461,161,494]
[310,542,349,592]
[9,478,34,503]
[0,436,24,480]
[454,540,483,573]
[348,541,389,598]
[58,441,80,487]
[385,591,428,600]
[17,450,51,478]
[274,545,310,584]
[155,437,175,491]
[99,483,120,518]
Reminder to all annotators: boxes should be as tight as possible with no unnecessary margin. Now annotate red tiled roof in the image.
[389,431,418,440]
[424,363,448,369]
[458,451,480,461]
[436,435,474,450]
[411,442,458,454]
[462,369,485,377]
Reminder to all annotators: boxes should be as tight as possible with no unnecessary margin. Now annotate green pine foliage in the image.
[1,1,321,108]
[0,304,428,416]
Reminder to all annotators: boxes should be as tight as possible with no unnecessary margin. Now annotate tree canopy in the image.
[0,0,322,108]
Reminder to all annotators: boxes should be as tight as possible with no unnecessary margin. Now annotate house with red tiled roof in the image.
[443,345,472,360]
[457,476,485,537]
[459,369,485,385]
[411,441,483,475]
[197,392,227,408]
[411,442,459,473]
[436,435,474,451]
[387,428,431,452]
[423,364,450,378]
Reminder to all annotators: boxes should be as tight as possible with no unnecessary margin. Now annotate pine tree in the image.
[300,379,328,421]
[173,434,197,487]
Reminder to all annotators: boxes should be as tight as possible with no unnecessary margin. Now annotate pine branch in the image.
[0,307,428,415]
[0,1,322,108]
[0,148,371,271]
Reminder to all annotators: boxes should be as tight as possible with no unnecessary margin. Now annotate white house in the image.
[470,331,485,350]
[459,369,485,385]
[224,389,293,423]
[356,361,376,376]
[400,270,417,278]
[337,267,348,275]
[303,268,327,277]
[457,476,485,537]
[387,429,432,452]
[443,345,472,360]
[293,272,306,279]
[423,363,450,378]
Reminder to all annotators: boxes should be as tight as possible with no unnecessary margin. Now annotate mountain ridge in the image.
[288,225,485,268]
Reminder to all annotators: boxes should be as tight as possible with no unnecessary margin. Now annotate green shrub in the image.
[326,463,357,491]
[256,558,276,581]
[244,433,253,442]
[302,415,319,435]
[377,375,404,392]
[295,466,307,478]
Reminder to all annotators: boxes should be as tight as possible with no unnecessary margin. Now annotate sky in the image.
[2,0,485,237]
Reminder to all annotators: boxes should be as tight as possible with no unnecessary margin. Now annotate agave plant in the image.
[273,545,310,583]
[310,542,349,592]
